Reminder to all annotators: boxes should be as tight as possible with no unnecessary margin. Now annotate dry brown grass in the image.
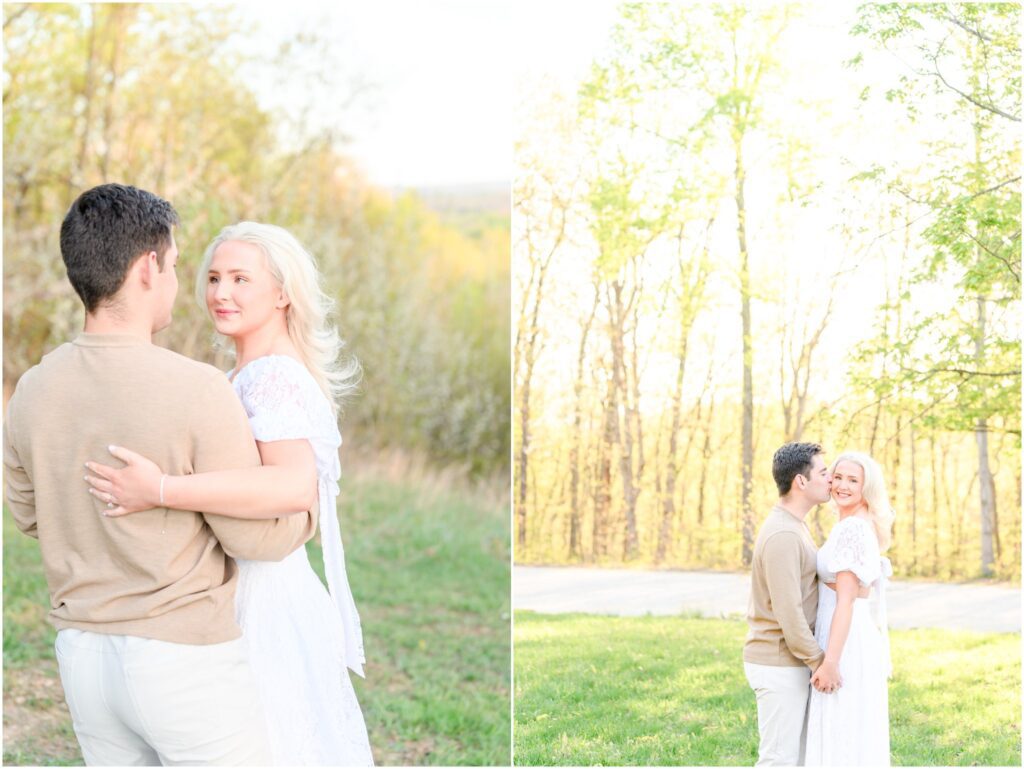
[3,664,81,765]
[343,446,509,513]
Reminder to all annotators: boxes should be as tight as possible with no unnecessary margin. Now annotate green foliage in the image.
[2,4,509,475]
[849,3,1021,442]
[514,611,1021,766]
[3,472,511,766]
[586,165,667,278]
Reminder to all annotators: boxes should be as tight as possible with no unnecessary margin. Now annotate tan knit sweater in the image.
[743,504,824,670]
[3,333,318,645]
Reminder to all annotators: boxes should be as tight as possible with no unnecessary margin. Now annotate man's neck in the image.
[83,311,152,342]
[777,495,813,520]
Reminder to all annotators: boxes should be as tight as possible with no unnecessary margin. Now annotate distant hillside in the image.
[393,182,510,220]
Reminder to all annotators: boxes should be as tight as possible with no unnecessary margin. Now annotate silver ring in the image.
[106,502,114,509]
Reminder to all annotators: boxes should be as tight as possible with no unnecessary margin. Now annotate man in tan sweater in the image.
[4,184,317,765]
[743,442,836,766]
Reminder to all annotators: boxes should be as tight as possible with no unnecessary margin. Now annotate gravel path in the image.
[514,565,1020,633]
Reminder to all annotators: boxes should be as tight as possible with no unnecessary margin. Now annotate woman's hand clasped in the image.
[811,659,843,694]
[85,445,164,516]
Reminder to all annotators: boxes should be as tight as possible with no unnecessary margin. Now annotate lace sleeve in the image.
[235,358,316,443]
[826,517,882,587]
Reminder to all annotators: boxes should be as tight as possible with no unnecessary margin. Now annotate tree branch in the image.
[943,12,992,43]
[3,4,30,30]
[870,175,1022,245]
[912,366,1021,378]
[929,57,1020,122]
[959,227,1021,284]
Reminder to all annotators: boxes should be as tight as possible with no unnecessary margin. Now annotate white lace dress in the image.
[230,355,373,766]
[805,515,892,767]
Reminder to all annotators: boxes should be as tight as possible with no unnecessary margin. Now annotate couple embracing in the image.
[744,442,894,767]
[4,184,373,765]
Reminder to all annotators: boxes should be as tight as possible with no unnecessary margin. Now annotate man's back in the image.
[4,332,316,644]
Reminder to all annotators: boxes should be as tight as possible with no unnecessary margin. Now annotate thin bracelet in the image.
[159,474,167,506]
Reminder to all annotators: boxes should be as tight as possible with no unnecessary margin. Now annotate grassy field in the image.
[3,472,511,766]
[514,611,1020,766]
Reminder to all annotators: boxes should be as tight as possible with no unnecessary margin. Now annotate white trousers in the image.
[744,661,811,767]
[55,628,272,766]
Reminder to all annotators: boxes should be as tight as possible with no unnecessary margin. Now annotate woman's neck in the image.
[837,503,869,520]
[232,321,298,370]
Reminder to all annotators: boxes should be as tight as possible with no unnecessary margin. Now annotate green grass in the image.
[3,475,511,766]
[513,611,1020,766]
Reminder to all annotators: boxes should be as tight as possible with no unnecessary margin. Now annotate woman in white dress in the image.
[804,451,894,766]
[83,222,373,766]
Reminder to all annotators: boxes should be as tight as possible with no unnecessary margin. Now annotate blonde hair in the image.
[830,452,895,552]
[196,221,360,415]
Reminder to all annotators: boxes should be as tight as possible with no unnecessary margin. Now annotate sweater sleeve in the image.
[3,397,37,539]
[190,371,317,560]
[762,531,824,671]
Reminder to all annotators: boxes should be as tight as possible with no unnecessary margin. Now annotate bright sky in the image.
[245,0,516,188]
[243,0,627,188]
[512,1,622,88]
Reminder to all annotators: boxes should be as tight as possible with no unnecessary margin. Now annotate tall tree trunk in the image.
[930,434,941,575]
[608,280,639,559]
[627,271,646,558]
[909,426,918,571]
[891,415,902,560]
[947,446,963,564]
[657,329,687,563]
[586,421,601,564]
[516,365,531,552]
[696,388,717,560]
[569,286,599,559]
[975,295,996,576]
[594,364,616,559]
[735,129,755,566]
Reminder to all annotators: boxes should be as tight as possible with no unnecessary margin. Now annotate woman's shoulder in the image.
[232,354,316,392]
[829,514,881,552]
[232,355,340,444]
[232,354,328,410]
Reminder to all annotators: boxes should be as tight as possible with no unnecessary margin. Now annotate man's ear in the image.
[136,251,158,288]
